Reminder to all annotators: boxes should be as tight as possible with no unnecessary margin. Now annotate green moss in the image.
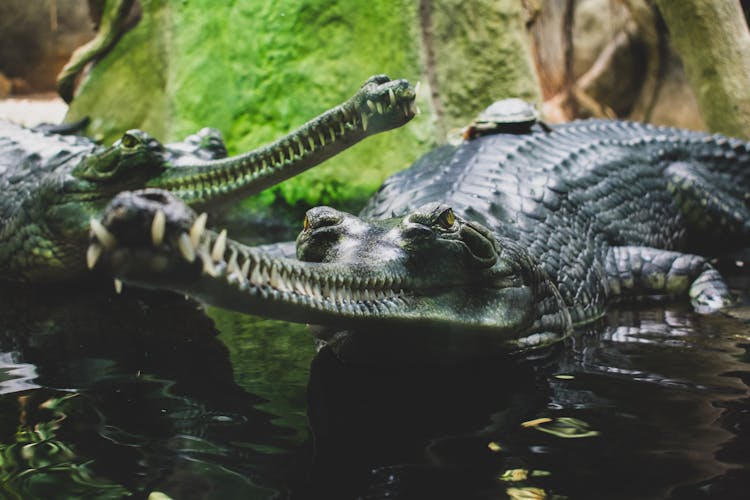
[66,0,538,209]
[69,0,433,208]
[430,0,540,131]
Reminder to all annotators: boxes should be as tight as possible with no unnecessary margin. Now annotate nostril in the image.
[138,188,172,205]
[303,206,344,230]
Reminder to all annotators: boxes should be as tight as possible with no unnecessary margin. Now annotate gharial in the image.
[90,101,749,351]
[0,76,417,283]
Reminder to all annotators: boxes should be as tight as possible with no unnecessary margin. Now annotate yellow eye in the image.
[121,133,139,148]
[438,208,455,228]
[303,215,310,231]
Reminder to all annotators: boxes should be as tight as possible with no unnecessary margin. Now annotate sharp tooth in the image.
[294,279,306,295]
[361,113,368,131]
[178,233,196,262]
[388,88,396,106]
[227,249,238,273]
[90,218,116,249]
[114,279,123,294]
[270,265,282,289]
[260,265,270,283]
[250,263,262,283]
[329,127,336,142]
[409,99,419,116]
[202,259,217,277]
[151,209,166,246]
[375,101,383,114]
[367,100,376,112]
[288,145,295,160]
[211,229,227,262]
[307,136,316,151]
[339,122,346,135]
[295,137,305,155]
[318,131,326,146]
[241,258,250,277]
[304,280,313,297]
[190,213,208,247]
[86,243,102,270]
[414,80,421,95]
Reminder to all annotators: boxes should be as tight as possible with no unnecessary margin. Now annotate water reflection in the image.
[304,305,750,499]
[0,284,747,498]
[0,287,308,498]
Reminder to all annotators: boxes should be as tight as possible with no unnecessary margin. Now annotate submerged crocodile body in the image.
[91,117,749,350]
[0,76,416,282]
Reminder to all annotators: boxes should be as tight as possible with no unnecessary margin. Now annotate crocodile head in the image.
[91,189,572,351]
[4,75,416,282]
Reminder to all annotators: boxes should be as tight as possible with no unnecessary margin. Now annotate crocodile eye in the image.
[121,133,139,148]
[303,215,310,231]
[437,208,455,229]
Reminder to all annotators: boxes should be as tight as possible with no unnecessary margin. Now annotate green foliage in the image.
[69,0,434,209]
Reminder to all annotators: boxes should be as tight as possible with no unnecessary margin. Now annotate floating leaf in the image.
[521,417,553,428]
[507,486,547,499]
[500,468,529,482]
[531,417,600,438]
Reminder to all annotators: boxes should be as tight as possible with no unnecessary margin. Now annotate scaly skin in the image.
[0,75,416,282]
[91,114,749,351]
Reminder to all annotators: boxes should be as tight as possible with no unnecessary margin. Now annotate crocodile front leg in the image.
[605,246,733,313]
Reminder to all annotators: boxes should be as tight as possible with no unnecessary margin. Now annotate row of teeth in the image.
[162,91,418,194]
[87,211,405,303]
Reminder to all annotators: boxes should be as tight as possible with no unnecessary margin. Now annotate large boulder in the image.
[65,0,539,210]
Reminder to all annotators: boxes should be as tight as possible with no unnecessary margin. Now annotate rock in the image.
[64,0,539,211]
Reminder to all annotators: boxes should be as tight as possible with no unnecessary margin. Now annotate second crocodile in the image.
[0,75,416,282]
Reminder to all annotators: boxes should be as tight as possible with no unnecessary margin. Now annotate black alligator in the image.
[0,76,416,282]
[91,116,749,350]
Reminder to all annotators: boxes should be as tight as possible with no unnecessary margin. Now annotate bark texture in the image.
[656,0,750,139]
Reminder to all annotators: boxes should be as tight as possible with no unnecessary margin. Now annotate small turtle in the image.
[463,98,550,140]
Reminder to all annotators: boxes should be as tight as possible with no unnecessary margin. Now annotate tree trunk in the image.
[656,0,750,139]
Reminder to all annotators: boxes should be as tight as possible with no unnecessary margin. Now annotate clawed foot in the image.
[689,268,734,313]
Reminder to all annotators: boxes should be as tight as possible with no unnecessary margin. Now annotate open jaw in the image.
[88,190,572,351]
[146,75,418,207]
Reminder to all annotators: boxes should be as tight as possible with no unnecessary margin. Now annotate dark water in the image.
[0,277,749,499]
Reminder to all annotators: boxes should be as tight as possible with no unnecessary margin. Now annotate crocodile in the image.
[89,115,749,350]
[0,75,416,282]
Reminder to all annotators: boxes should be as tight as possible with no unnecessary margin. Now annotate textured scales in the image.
[0,76,416,282]
[91,118,748,351]
[363,119,748,324]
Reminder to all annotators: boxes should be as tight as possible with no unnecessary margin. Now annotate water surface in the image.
[0,277,748,499]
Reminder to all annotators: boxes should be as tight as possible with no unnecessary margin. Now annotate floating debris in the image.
[487,441,503,452]
[526,416,600,438]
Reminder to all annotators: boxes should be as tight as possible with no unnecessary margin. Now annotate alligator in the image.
[89,115,749,350]
[0,75,416,282]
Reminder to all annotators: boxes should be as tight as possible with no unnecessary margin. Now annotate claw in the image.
[114,278,123,294]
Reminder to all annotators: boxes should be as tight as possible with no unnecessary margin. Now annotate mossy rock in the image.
[66,0,538,212]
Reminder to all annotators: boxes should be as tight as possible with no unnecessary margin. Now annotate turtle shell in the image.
[463,99,541,139]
